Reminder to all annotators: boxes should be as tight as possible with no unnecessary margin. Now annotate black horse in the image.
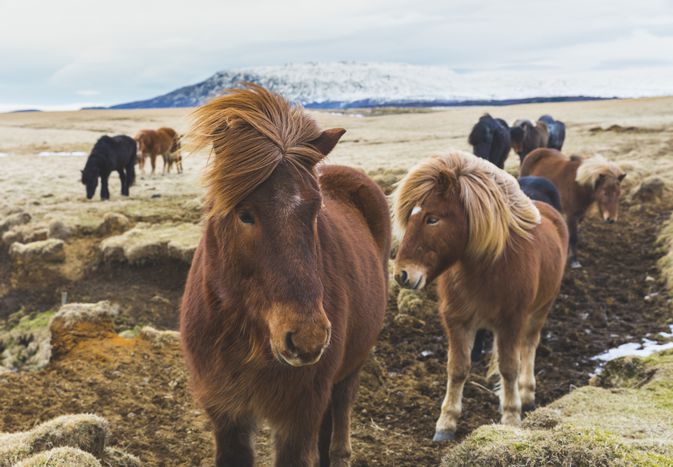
[81,135,137,200]
[518,176,562,211]
[471,175,563,363]
[468,114,511,169]
[538,115,566,150]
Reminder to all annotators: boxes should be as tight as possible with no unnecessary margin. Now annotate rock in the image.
[9,238,65,263]
[48,219,71,240]
[49,301,118,359]
[99,222,201,264]
[96,212,131,236]
[0,211,31,234]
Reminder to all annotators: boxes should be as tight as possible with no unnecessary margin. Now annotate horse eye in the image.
[238,210,255,225]
[426,216,439,225]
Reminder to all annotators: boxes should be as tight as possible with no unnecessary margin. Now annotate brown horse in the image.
[521,148,626,268]
[134,127,182,174]
[510,119,549,162]
[180,85,390,467]
[393,150,568,442]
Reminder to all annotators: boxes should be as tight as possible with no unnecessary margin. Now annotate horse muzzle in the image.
[394,264,427,290]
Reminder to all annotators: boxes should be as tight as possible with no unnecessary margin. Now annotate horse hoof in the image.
[522,402,536,413]
[432,430,456,443]
[570,261,582,269]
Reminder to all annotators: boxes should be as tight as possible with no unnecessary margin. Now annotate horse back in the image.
[318,165,392,262]
[521,149,581,215]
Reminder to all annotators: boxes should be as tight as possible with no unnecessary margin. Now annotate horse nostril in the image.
[606,219,615,224]
[395,270,408,286]
[285,332,297,354]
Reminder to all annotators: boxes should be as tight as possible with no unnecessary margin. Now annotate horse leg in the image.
[434,324,475,442]
[118,169,128,196]
[150,154,156,175]
[318,405,332,467]
[495,329,522,426]
[162,154,168,175]
[210,413,255,467]
[274,401,326,467]
[568,216,581,268]
[328,371,360,466]
[100,174,110,200]
[518,308,550,413]
[139,154,145,175]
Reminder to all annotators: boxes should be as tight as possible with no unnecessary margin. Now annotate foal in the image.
[393,151,568,441]
[521,148,625,268]
[180,85,390,467]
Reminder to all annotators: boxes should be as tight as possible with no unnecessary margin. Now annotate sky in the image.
[1,0,673,111]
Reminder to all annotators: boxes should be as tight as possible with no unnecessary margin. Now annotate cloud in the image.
[1,0,672,109]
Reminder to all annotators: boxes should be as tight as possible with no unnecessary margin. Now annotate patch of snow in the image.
[0,152,10,157]
[115,61,673,109]
[593,334,673,362]
[38,151,87,157]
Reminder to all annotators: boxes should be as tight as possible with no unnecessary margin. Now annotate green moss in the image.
[13,311,56,333]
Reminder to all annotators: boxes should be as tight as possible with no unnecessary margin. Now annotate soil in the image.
[1,201,672,466]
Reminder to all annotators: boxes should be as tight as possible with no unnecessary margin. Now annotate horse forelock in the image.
[394,150,540,260]
[189,84,325,219]
[575,155,625,188]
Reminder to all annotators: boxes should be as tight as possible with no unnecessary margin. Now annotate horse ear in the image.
[618,173,626,182]
[309,128,346,156]
[436,171,451,193]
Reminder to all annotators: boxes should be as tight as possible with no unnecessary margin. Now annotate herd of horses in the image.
[175,85,627,466]
[76,84,625,466]
[79,127,183,199]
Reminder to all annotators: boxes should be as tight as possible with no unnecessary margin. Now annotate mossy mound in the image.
[99,222,201,264]
[0,310,55,371]
[49,301,118,360]
[0,414,139,467]
[443,350,673,466]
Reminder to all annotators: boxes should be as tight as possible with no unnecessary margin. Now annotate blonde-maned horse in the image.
[393,150,568,441]
[520,148,626,268]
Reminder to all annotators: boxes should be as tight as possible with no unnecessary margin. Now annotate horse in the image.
[510,119,549,162]
[468,114,511,169]
[538,115,566,150]
[520,148,625,268]
[134,127,181,175]
[180,85,390,467]
[519,176,562,211]
[80,135,136,200]
[392,150,568,442]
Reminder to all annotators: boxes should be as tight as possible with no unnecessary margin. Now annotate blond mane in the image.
[393,150,541,259]
[575,155,625,187]
[189,84,324,218]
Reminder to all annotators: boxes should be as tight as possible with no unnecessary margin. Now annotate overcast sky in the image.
[2,0,673,110]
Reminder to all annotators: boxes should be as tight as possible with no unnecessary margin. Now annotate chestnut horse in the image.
[134,127,181,174]
[393,150,568,442]
[180,85,390,467]
[521,148,625,268]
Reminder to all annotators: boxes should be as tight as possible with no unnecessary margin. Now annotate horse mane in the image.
[393,150,541,259]
[189,83,325,219]
[575,155,624,188]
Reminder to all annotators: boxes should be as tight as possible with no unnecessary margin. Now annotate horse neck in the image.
[458,231,528,279]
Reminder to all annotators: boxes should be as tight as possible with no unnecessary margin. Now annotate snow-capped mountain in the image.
[111,61,673,109]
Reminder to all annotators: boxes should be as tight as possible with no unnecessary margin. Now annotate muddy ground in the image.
[2,98,673,465]
[1,200,671,466]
